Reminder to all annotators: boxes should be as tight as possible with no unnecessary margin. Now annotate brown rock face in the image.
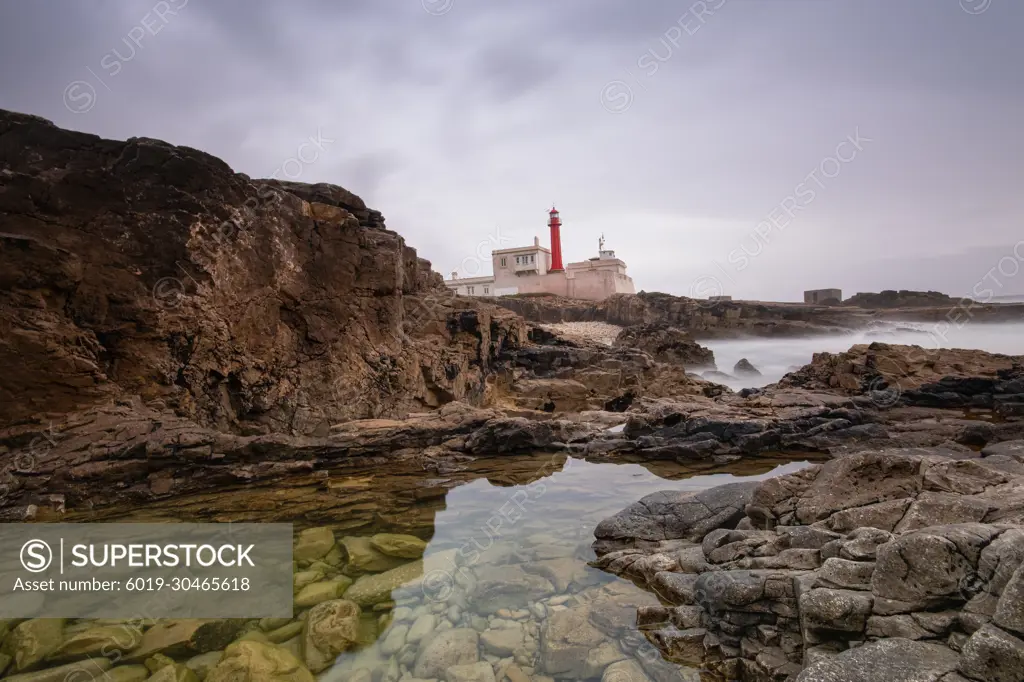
[497,292,863,339]
[613,324,715,369]
[776,342,1024,408]
[0,109,524,434]
[843,290,956,308]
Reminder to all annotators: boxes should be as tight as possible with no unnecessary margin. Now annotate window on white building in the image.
[468,286,475,295]
[484,287,489,294]
[500,257,506,267]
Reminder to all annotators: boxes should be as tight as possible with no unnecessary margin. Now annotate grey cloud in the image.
[1,0,1022,302]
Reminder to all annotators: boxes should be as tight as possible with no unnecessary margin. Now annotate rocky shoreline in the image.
[3,110,1024,681]
[591,443,1024,681]
[495,293,1024,341]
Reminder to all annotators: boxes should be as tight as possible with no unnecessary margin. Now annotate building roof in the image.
[445,275,495,285]
[493,245,551,255]
[566,257,626,269]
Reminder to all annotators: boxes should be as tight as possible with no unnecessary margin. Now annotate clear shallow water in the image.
[42,455,813,682]
[702,321,1024,391]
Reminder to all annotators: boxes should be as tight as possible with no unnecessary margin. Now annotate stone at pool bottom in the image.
[413,629,481,679]
[4,619,67,671]
[294,527,336,562]
[340,536,409,575]
[446,661,497,682]
[302,600,362,673]
[370,533,428,559]
[539,605,606,678]
[1,658,113,682]
[343,561,428,607]
[206,641,313,682]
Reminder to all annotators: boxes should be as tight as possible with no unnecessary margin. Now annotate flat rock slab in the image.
[594,481,758,548]
[796,638,959,681]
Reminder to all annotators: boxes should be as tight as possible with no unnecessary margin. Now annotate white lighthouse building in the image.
[444,207,635,301]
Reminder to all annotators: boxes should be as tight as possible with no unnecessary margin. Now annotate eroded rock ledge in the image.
[5,338,1024,524]
[592,444,1024,681]
[0,108,525,435]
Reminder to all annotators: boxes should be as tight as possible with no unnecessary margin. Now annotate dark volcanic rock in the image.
[733,358,761,377]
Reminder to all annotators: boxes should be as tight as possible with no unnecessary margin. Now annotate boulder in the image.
[650,572,699,606]
[479,625,525,657]
[582,641,627,678]
[3,619,66,671]
[379,623,408,656]
[444,662,496,682]
[342,560,425,607]
[692,571,767,612]
[0,658,112,682]
[872,524,1003,608]
[49,625,144,662]
[613,324,715,368]
[103,665,153,682]
[369,533,428,559]
[642,626,705,666]
[293,527,335,562]
[412,629,479,679]
[301,599,361,672]
[799,588,873,635]
[185,653,223,681]
[601,660,652,682]
[733,359,761,377]
[264,623,303,645]
[523,557,591,592]
[206,641,313,682]
[127,620,245,662]
[838,527,893,561]
[147,662,198,682]
[294,579,353,608]
[816,558,875,591]
[540,606,607,678]
[594,482,758,551]
[293,571,324,592]
[339,536,408,575]
[472,564,554,613]
[957,624,1024,682]
[406,614,436,644]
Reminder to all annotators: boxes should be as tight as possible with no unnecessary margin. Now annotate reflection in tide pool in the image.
[38,456,812,682]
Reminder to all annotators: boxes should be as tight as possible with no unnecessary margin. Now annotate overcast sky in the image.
[2,0,1023,301]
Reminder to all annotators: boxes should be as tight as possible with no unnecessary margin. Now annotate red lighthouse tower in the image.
[548,206,564,272]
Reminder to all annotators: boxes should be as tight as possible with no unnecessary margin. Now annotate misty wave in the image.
[699,321,1024,391]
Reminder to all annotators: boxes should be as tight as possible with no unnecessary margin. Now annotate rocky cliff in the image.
[843,289,956,307]
[497,291,1024,337]
[0,109,525,436]
[498,293,865,339]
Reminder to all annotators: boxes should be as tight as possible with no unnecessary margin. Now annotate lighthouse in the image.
[444,203,636,300]
[548,206,564,272]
